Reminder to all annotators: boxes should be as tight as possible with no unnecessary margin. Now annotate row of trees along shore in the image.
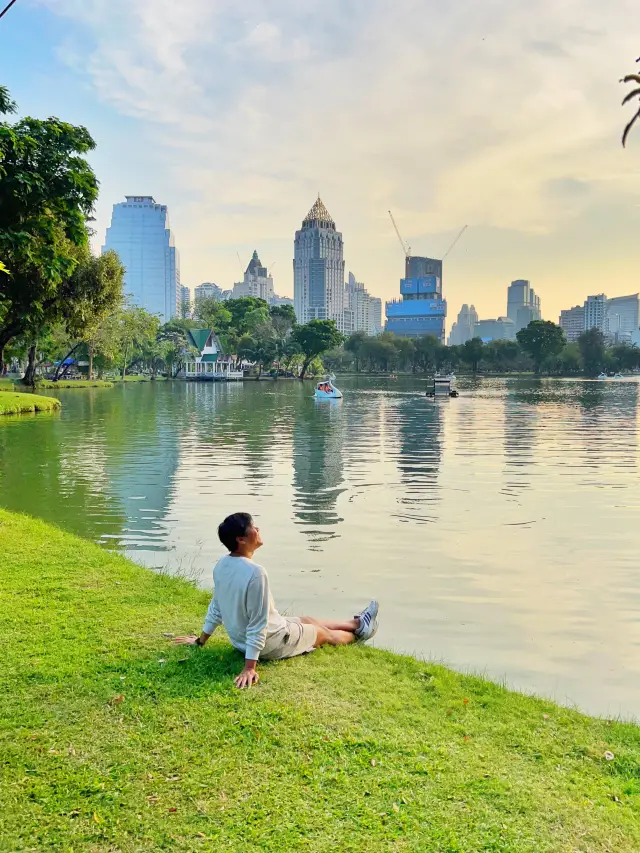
[325,322,640,378]
[0,84,342,385]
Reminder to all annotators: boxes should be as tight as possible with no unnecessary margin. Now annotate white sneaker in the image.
[354,600,379,642]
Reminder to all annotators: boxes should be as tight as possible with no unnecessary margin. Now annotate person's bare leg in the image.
[300,615,359,633]
[312,624,357,648]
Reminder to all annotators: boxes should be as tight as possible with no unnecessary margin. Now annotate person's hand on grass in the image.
[173,636,198,645]
[235,665,259,689]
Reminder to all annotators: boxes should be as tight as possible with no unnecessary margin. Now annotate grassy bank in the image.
[36,379,114,389]
[0,510,638,852]
[0,379,113,390]
[0,392,61,416]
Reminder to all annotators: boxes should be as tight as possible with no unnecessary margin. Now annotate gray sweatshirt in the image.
[202,555,288,661]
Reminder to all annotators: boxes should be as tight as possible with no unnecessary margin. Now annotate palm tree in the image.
[621,57,640,147]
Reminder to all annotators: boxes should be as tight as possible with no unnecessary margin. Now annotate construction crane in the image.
[442,225,468,260]
[236,252,245,276]
[388,210,411,259]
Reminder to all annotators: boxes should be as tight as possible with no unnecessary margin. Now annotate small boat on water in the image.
[426,374,458,398]
[314,375,343,400]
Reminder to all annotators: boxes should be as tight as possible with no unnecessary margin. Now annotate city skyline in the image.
[4,2,639,325]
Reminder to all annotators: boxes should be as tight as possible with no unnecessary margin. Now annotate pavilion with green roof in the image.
[182,329,244,381]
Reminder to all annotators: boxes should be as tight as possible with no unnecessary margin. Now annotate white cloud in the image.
[39,0,640,317]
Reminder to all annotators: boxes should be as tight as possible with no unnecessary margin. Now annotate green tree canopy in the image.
[462,337,484,372]
[578,328,607,377]
[294,320,343,379]
[0,85,99,369]
[516,321,566,374]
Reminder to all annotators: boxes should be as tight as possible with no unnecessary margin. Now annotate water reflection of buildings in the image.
[392,398,443,521]
[292,399,347,542]
[104,384,182,551]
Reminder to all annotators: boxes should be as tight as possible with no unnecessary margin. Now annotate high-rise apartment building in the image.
[385,256,447,340]
[102,196,180,322]
[294,197,346,331]
[604,294,640,342]
[232,250,274,302]
[583,294,607,332]
[559,305,585,342]
[345,272,382,336]
[448,304,479,345]
[507,279,541,332]
[474,317,516,342]
[194,282,226,302]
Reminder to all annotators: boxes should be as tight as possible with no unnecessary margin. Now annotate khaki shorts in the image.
[260,617,317,661]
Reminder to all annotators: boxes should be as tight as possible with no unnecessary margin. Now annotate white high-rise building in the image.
[294,196,346,330]
[584,294,607,332]
[559,305,585,342]
[194,282,225,303]
[232,250,274,301]
[102,196,180,322]
[345,272,382,336]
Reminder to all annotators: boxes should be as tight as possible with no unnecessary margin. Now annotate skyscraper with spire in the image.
[293,196,346,330]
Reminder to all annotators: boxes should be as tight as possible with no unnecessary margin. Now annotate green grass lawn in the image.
[0,509,638,852]
[0,379,113,390]
[35,379,114,389]
[0,392,61,416]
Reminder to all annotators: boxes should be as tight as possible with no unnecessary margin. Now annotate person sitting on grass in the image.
[174,512,379,689]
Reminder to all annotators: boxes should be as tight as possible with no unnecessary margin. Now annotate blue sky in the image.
[2,0,640,321]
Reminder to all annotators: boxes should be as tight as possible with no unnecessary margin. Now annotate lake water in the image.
[1,376,639,718]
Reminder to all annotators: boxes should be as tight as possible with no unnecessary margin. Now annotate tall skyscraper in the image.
[448,304,479,345]
[385,256,447,340]
[294,196,346,330]
[102,196,180,322]
[232,250,274,302]
[559,305,585,341]
[507,279,541,333]
[584,294,607,332]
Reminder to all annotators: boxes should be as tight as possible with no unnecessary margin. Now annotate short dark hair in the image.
[218,512,253,552]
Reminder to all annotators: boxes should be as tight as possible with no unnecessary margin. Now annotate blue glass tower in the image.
[102,196,180,322]
[385,256,447,340]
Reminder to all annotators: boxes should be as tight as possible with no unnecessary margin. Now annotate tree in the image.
[621,57,640,147]
[0,85,99,373]
[156,318,198,378]
[462,337,484,373]
[578,328,606,377]
[293,320,343,379]
[193,297,232,334]
[344,331,368,372]
[608,342,640,373]
[414,335,441,373]
[50,249,124,381]
[483,339,520,373]
[558,342,582,374]
[516,321,566,374]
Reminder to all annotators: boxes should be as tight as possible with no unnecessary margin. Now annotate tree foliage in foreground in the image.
[0,85,100,372]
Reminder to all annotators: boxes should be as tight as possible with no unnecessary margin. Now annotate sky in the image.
[1,0,640,324]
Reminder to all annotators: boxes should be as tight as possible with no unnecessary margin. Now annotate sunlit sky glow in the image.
[2,0,640,323]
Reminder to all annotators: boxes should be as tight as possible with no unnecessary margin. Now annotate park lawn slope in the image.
[0,510,638,853]
[0,380,113,390]
[35,380,114,389]
[0,392,60,415]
